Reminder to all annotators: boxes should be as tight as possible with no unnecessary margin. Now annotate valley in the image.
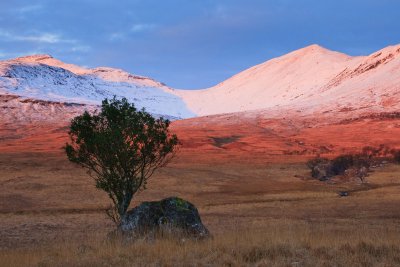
[1,44,400,266]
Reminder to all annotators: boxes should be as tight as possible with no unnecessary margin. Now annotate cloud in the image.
[109,32,125,41]
[131,23,157,32]
[0,30,76,44]
[17,33,64,43]
[0,50,43,59]
[71,45,91,52]
[17,4,43,14]
[0,51,7,58]
[209,5,228,20]
[108,24,157,41]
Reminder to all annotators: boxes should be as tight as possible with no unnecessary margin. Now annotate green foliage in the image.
[65,97,178,224]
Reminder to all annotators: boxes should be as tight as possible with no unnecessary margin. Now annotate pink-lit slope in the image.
[176,44,400,117]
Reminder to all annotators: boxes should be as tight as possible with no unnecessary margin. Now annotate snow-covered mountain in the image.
[1,44,400,123]
[0,54,195,119]
[176,44,400,117]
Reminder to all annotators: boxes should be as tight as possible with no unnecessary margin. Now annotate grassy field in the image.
[2,221,400,266]
[1,150,400,266]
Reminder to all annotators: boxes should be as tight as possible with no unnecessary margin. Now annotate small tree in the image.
[65,97,178,225]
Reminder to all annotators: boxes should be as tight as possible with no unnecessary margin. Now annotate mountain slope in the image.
[176,44,400,117]
[0,55,195,119]
[2,44,400,158]
[1,44,400,122]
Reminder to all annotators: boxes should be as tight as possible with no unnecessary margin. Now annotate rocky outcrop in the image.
[119,197,209,239]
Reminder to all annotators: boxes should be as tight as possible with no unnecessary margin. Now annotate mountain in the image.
[1,44,400,156]
[0,55,195,120]
[1,44,400,123]
[176,44,400,117]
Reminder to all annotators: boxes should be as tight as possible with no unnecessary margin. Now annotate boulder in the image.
[119,197,209,239]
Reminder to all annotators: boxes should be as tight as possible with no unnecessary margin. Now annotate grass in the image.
[1,152,400,266]
[2,220,400,267]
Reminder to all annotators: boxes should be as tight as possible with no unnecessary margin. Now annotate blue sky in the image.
[0,0,399,89]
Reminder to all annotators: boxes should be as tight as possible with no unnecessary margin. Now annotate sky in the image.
[0,0,399,89]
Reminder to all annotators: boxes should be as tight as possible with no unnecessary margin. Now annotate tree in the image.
[65,97,178,225]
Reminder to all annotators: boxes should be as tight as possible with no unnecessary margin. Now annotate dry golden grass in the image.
[2,220,400,267]
[1,152,400,266]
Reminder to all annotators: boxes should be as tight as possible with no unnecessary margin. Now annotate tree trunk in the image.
[118,191,133,222]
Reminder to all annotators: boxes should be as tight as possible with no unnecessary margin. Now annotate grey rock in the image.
[119,197,209,239]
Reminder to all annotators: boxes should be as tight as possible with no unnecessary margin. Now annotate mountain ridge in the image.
[0,54,194,119]
[1,43,400,121]
[176,43,400,117]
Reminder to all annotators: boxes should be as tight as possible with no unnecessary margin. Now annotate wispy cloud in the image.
[17,4,43,14]
[131,23,157,33]
[0,30,76,44]
[209,5,229,20]
[109,32,125,41]
[0,51,7,59]
[109,23,157,41]
[0,50,44,60]
[71,45,91,52]
[17,33,64,43]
